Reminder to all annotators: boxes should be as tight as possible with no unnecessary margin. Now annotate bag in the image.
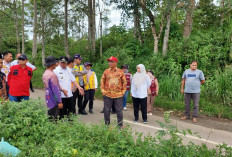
[0,137,21,156]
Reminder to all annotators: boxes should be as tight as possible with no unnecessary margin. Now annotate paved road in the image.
[31,89,232,149]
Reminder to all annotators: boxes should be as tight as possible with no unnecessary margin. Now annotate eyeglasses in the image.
[18,58,26,61]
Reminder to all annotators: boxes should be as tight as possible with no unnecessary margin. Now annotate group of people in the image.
[0,51,205,126]
[0,52,37,102]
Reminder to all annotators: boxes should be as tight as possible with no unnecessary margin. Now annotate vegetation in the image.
[1,100,232,156]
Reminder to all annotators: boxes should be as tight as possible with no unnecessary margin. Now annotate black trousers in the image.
[132,97,147,121]
[30,80,33,91]
[83,89,95,110]
[60,97,74,118]
[48,105,60,119]
[103,96,123,127]
[73,86,84,112]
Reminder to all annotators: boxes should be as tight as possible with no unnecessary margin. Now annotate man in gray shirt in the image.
[181,60,205,123]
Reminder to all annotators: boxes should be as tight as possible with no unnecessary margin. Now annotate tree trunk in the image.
[21,0,25,54]
[32,0,38,64]
[88,0,96,59]
[64,0,70,57]
[92,0,96,57]
[162,11,171,56]
[13,0,20,53]
[99,12,103,57]
[133,0,138,39]
[41,0,45,67]
[183,0,195,37]
[139,0,164,54]
[220,0,225,24]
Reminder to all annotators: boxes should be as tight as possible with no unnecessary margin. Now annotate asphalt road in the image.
[30,89,232,149]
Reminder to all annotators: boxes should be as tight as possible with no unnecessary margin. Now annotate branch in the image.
[0,10,14,20]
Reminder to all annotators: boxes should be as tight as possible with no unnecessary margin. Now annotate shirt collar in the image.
[109,67,118,72]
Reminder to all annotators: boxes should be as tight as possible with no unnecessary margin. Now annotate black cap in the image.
[44,56,58,67]
[74,54,83,60]
[18,54,28,60]
[59,56,68,63]
[67,57,74,64]
[0,53,3,59]
[121,64,129,69]
[84,62,92,67]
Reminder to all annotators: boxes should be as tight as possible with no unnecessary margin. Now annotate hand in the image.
[95,88,97,91]
[78,87,85,95]
[58,103,63,109]
[181,89,184,94]
[156,92,158,96]
[62,89,68,97]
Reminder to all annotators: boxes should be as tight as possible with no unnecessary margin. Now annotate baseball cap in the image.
[18,54,28,60]
[59,56,68,63]
[44,56,58,67]
[84,62,92,67]
[74,54,83,60]
[107,56,118,63]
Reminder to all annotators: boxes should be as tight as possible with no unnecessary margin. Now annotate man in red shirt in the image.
[8,54,32,102]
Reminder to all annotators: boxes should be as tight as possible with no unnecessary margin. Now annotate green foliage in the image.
[1,100,232,156]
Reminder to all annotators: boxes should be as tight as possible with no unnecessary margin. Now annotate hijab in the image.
[132,64,147,90]
[86,69,93,83]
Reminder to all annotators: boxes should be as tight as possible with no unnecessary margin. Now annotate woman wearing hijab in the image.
[131,64,151,124]
[82,62,98,114]
[147,70,159,116]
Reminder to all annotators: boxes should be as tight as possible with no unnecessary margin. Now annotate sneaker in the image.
[89,109,94,114]
[193,117,197,123]
[134,120,138,123]
[143,120,147,124]
[123,107,127,111]
[79,110,88,115]
[147,113,152,116]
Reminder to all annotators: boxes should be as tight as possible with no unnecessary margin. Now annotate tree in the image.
[64,0,70,57]
[139,0,165,54]
[21,0,25,54]
[183,0,195,37]
[32,0,38,64]
[88,0,96,59]
[41,0,45,66]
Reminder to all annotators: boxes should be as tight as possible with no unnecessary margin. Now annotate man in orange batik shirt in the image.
[100,56,127,128]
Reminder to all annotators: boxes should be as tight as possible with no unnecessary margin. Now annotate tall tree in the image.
[88,0,96,59]
[183,0,195,37]
[41,0,45,66]
[64,0,70,57]
[32,0,38,64]
[21,0,25,54]
[139,0,165,54]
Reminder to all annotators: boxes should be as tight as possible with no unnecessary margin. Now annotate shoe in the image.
[147,113,152,116]
[79,110,88,115]
[180,116,189,120]
[31,89,35,92]
[89,109,94,114]
[193,117,197,123]
[123,107,127,111]
[134,120,138,123]
[111,111,116,114]
[100,110,104,113]
[143,120,147,124]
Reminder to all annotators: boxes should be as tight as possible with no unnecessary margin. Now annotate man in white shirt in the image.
[11,52,37,92]
[54,56,84,117]
[1,51,13,96]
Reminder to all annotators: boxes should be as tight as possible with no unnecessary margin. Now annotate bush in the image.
[1,100,232,156]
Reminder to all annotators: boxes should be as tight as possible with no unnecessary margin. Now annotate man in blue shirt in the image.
[181,60,205,123]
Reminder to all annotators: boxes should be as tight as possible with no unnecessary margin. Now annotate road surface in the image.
[30,89,232,149]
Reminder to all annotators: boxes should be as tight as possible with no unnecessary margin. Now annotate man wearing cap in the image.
[121,64,132,111]
[82,62,98,114]
[1,51,12,96]
[100,56,127,127]
[54,56,84,118]
[11,52,37,92]
[73,54,87,115]
[43,56,63,119]
[8,54,32,102]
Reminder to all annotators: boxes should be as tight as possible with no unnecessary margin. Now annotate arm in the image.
[122,73,127,94]
[155,79,159,96]
[181,78,185,94]
[201,80,205,84]
[7,67,13,86]
[100,72,106,95]
[94,73,98,90]
[200,72,205,85]
[51,75,62,105]
[70,71,84,95]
